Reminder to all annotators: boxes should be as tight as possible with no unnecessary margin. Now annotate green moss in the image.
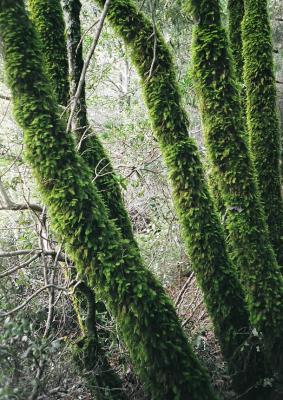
[93,0,266,393]
[28,0,70,105]
[0,1,218,398]
[242,0,283,266]
[188,0,283,373]
[227,0,244,82]
[73,283,127,400]
[28,2,129,395]
[62,0,137,246]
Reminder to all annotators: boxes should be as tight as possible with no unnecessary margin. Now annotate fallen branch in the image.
[175,272,194,308]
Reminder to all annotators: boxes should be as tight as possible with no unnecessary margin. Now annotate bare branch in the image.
[0,254,40,278]
[66,0,111,132]
[174,272,194,308]
[0,249,65,260]
[0,284,67,317]
[0,94,10,101]
[0,203,43,212]
[0,178,43,212]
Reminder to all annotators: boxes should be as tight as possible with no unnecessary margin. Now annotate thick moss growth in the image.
[227,0,244,83]
[28,0,69,105]
[0,1,218,399]
[73,283,128,400]
[242,0,283,266]
[28,2,129,395]
[93,0,267,393]
[62,0,137,246]
[188,0,283,373]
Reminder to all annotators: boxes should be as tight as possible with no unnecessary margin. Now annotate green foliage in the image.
[0,1,217,398]
[242,0,283,266]
[73,335,127,400]
[28,0,70,105]
[0,315,59,399]
[188,0,283,375]
[93,0,266,393]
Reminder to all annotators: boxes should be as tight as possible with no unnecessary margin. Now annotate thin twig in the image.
[0,284,67,317]
[66,0,111,132]
[0,249,65,260]
[0,254,40,278]
[76,18,100,52]
[175,272,194,308]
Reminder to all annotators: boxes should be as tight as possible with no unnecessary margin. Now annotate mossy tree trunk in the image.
[93,0,267,395]
[188,0,283,376]
[72,282,128,400]
[26,1,128,398]
[0,1,218,399]
[62,0,137,246]
[28,0,69,106]
[227,0,244,83]
[242,0,283,267]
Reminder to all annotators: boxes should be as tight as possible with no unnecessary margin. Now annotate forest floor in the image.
[42,274,236,400]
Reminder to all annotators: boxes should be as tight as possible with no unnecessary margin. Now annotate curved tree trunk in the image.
[188,0,283,379]
[27,1,129,397]
[92,0,266,395]
[0,2,217,399]
[61,0,137,246]
[28,0,70,106]
[242,0,283,266]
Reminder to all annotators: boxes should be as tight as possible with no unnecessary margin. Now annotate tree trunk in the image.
[93,0,266,395]
[242,0,283,266]
[28,0,70,105]
[188,0,283,380]
[0,2,217,399]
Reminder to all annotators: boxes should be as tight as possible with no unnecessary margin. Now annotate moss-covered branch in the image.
[28,0,69,105]
[227,0,244,82]
[188,0,283,374]
[26,2,128,396]
[92,0,267,393]
[242,0,283,266]
[0,1,217,398]
[73,282,127,400]
[62,0,137,246]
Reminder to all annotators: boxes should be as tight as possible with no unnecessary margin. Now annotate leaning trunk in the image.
[188,0,283,378]
[0,2,217,399]
[93,0,265,394]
